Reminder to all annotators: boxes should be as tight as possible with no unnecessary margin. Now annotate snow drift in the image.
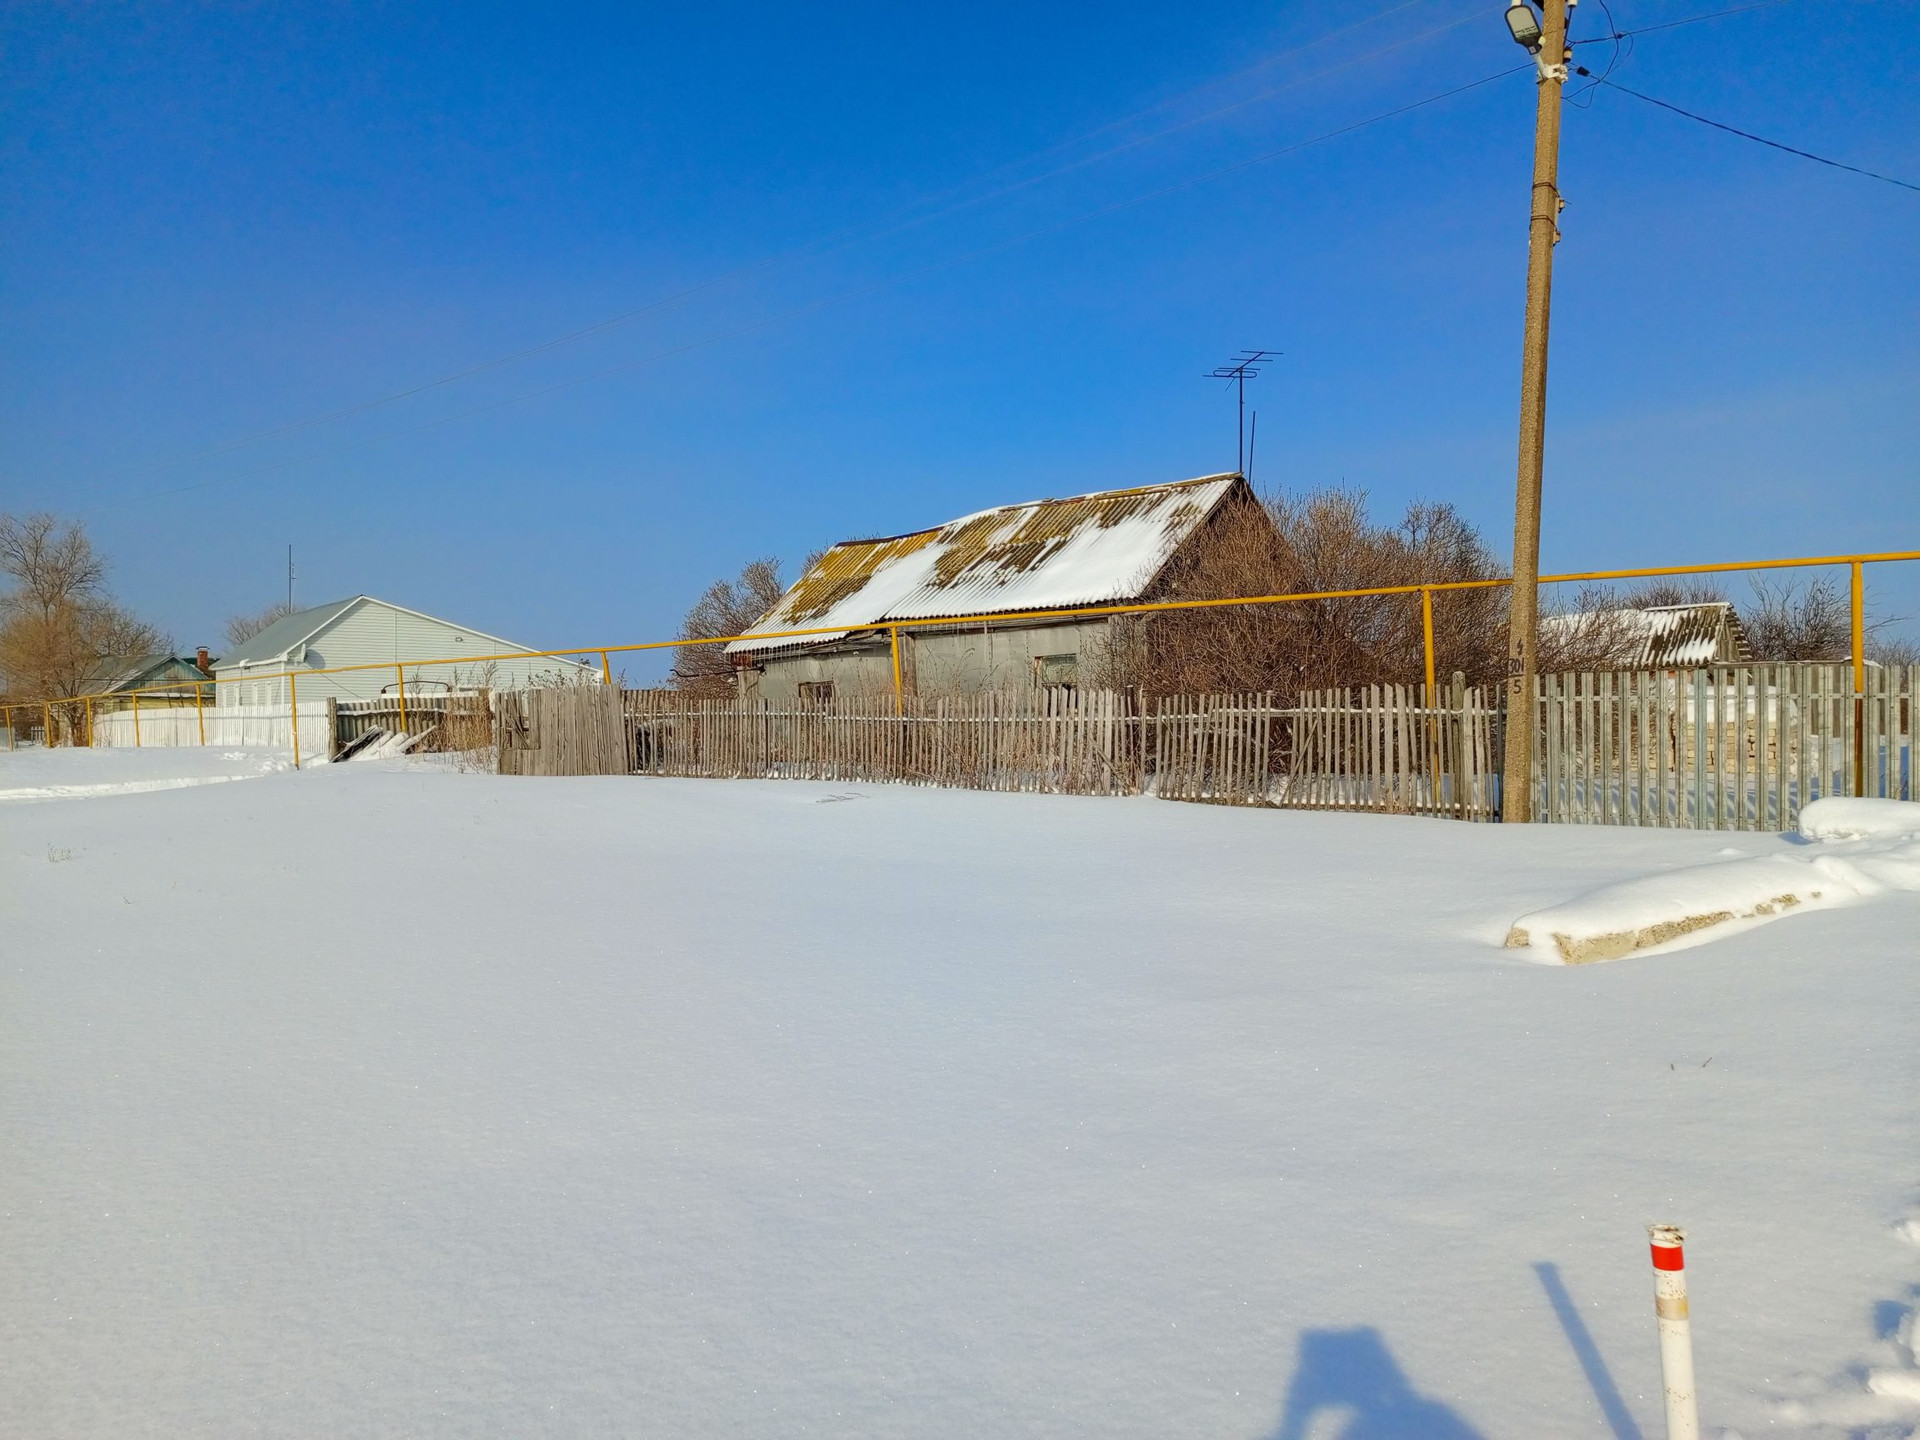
[1505,797,1920,963]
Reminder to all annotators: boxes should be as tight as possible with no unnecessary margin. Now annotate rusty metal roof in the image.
[727,474,1243,655]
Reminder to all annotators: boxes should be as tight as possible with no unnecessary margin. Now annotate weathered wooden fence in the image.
[495,685,629,776]
[1533,663,1916,829]
[624,688,1141,794]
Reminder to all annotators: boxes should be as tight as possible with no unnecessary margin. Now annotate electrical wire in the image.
[60,0,1469,501]
[85,63,1533,515]
[1579,70,1920,193]
[1570,0,1793,46]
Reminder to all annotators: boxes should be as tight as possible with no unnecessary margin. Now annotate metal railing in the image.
[5,545,1916,774]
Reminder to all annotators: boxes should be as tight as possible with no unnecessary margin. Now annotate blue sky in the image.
[3,0,1915,676]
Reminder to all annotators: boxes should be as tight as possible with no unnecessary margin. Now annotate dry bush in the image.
[1090,488,1508,695]
[1744,576,1853,661]
[671,558,787,697]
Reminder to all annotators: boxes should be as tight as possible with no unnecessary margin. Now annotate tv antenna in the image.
[1205,349,1279,480]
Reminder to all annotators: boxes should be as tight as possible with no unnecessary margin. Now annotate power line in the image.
[1571,0,1793,46]
[1580,71,1920,193]
[86,64,1532,514]
[60,0,1470,503]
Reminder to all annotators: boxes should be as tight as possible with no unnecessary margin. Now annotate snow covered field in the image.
[3,747,1917,1438]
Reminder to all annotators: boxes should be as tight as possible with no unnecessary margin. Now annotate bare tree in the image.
[225,602,298,648]
[0,513,168,702]
[1744,577,1853,661]
[670,558,788,697]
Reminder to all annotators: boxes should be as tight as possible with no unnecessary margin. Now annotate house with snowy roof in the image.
[1541,600,1752,670]
[726,473,1277,703]
[213,595,596,706]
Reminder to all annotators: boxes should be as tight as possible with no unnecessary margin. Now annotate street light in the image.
[1504,1,1544,51]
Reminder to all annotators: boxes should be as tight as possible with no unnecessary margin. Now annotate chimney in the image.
[196,646,211,675]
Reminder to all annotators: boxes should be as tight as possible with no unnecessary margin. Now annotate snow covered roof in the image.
[1542,602,1749,668]
[727,474,1244,655]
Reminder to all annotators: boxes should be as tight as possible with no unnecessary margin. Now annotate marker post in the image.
[1649,1224,1699,1440]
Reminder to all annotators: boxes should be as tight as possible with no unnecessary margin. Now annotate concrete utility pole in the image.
[1501,0,1571,823]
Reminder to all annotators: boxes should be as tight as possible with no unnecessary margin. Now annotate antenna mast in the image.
[1204,349,1280,480]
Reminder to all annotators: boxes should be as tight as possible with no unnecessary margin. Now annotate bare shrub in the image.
[1090,488,1507,695]
[1744,576,1854,661]
[1869,633,1920,668]
[670,558,787,697]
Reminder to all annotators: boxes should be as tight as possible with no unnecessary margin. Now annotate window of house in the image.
[798,681,836,708]
[1034,653,1079,689]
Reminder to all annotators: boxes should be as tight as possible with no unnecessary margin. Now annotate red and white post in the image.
[1649,1225,1699,1440]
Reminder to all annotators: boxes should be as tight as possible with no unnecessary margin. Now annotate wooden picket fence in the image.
[1533,663,1917,829]
[624,688,1140,794]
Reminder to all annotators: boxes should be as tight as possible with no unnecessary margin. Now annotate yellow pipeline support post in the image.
[890,627,904,714]
[84,694,93,747]
[196,682,206,746]
[290,670,300,769]
[133,691,141,746]
[600,650,612,686]
[1852,560,1865,796]
[396,665,407,735]
[1421,588,1437,692]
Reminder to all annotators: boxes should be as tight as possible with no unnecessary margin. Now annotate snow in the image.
[1506,798,1920,963]
[0,744,297,803]
[728,474,1238,654]
[3,748,1917,1438]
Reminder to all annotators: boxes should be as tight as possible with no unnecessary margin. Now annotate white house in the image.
[213,595,599,706]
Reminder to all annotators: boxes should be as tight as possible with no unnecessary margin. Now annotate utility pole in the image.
[287,544,295,611]
[1500,0,1570,823]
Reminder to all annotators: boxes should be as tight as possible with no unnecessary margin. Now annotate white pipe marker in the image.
[1649,1224,1700,1440]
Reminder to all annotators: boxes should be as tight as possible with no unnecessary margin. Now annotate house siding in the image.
[214,599,592,706]
[741,617,1114,704]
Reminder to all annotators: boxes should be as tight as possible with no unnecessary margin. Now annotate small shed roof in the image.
[728,473,1244,656]
[1544,601,1749,667]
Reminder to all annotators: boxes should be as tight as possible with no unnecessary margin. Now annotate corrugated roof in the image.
[216,598,363,668]
[85,654,209,693]
[1543,602,1748,667]
[727,474,1243,655]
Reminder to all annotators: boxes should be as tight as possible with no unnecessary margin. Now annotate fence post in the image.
[84,694,93,747]
[396,664,408,735]
[133,691,141,746]
[289,670,301,769]
[196,682,206,745]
